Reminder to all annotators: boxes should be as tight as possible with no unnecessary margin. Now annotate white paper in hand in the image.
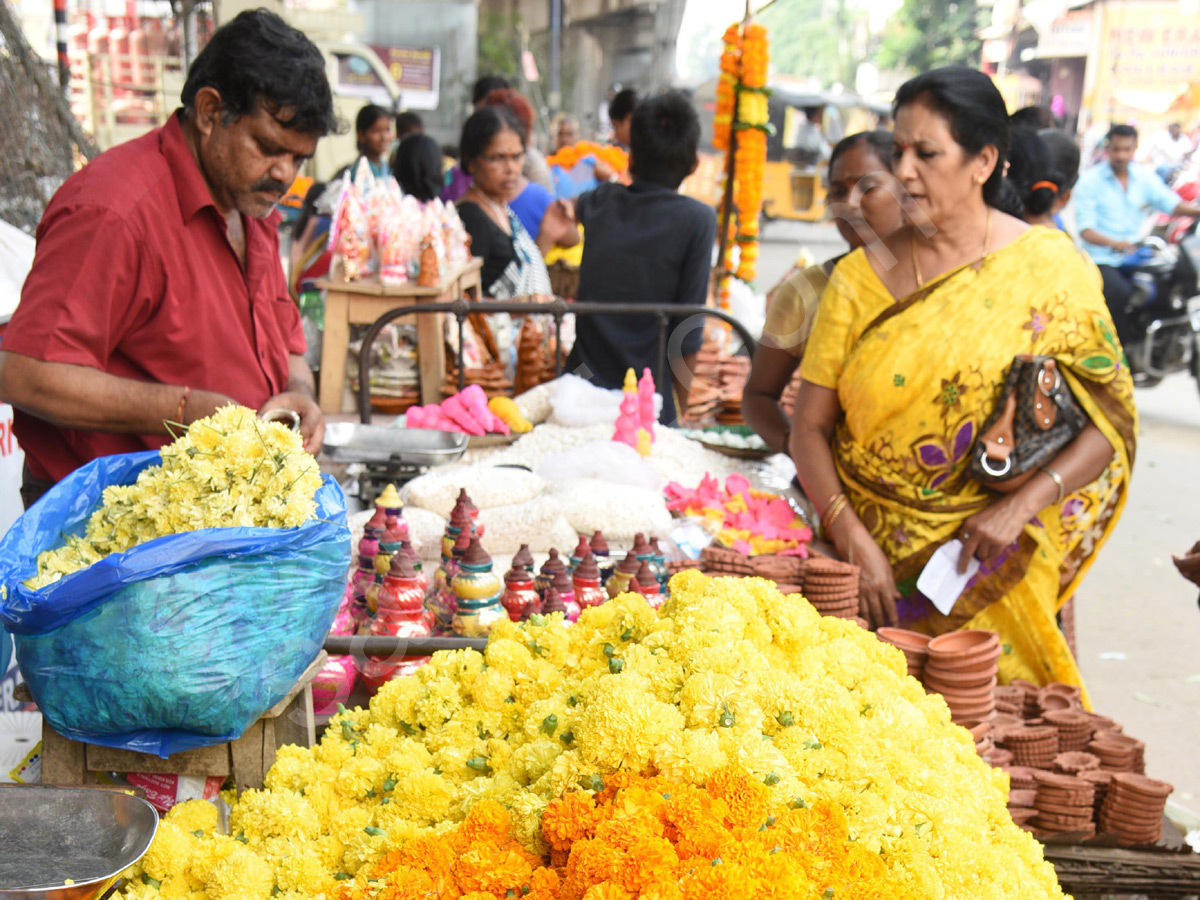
[915,540,981,616]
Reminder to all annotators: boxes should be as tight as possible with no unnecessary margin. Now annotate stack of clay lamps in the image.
[1098,773,1172,845]
[1031,770,1096,838]
[797,557,860,619]
[923,629,1000,725]
[876,627,931,681]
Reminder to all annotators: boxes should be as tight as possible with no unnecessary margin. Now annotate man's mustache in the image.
[251,178,289,194]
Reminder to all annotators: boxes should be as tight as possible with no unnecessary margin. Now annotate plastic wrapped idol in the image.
[501,566,539,622]
[572,552,606,610]
[360,553,431,693]
[330,178,372,281]
[451,537,506,637]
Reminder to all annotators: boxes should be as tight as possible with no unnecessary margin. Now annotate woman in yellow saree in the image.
[791,68,1137,701]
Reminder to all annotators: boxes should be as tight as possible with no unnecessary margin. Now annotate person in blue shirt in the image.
[1074,124,1200,348]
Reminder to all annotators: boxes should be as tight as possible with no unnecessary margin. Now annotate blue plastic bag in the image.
[0,450,351,757]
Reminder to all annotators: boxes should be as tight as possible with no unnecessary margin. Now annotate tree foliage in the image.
[476,8,521,82]
[760,0,863,88]
[876,0,983,73]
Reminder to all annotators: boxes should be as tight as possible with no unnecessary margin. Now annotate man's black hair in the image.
[1108,123,1138,142]
[608,88,639,123]
[629,90,699,189]
[395,111,424,137]
[1009,105,1058,130]
[472,75,511,106]
[181,8,336,136]
[459,106,525,172]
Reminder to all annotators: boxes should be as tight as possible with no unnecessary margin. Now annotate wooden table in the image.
[24,651,326,793]
[316,258,483,413]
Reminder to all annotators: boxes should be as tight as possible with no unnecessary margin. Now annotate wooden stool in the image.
[17,651,326,792]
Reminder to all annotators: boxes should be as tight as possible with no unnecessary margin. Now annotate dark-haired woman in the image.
[790,66,1137,698]
[1002,127,1068,229]
[743,131,903,453]
[455,107,566,299]
[350,104,394,179]
[393,133,444,203]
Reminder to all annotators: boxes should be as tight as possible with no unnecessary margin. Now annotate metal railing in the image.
[356,298,758,424]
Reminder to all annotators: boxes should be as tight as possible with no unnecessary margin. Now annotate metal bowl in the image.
[0,785,159,900]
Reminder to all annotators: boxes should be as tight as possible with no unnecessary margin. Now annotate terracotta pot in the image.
[927,629,1000,658]
[923,649,1002,673]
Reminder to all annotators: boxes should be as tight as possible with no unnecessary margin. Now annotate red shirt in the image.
[4,114,306,482]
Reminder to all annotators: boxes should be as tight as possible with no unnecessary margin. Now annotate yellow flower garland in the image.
[116,573,1066,900]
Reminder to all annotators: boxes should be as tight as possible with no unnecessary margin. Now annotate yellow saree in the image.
[800,227,1137,702]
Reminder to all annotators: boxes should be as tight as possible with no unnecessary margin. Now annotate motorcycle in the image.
[1117,230,1200,389]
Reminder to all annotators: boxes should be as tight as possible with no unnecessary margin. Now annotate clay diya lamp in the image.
[876,627,931,660]
[1054,751,1101,775]
[985,748,1014,767]
[1008,788,1038,807]
[1008,807,1037,827]
[927,629,1001,659]
[966,720,992,742]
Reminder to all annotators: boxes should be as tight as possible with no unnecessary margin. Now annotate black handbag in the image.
[967,355,1088,492]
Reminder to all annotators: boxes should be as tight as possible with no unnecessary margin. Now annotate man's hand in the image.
[261,391,324,455]
[1112,240,1136,255]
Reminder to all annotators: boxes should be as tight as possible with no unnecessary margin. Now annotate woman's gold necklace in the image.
[912,207,992,288]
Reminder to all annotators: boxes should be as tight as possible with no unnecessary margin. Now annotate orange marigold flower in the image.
[542,791,599,851]
[453,800,511,851]
[582,883,634,900]
[527,867,562,900]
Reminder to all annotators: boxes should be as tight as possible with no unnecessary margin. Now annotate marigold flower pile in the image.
[27,405,321,588]
[116,571,1066,900]
[351,769,910,900]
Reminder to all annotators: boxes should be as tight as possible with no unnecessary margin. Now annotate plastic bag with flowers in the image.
[0,408,351,757]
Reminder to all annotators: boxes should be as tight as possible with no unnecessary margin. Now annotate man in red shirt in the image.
[0,10,336,507]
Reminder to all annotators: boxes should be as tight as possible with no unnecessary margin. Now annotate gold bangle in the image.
[821,492,849,532]
[1041,466,1065,504]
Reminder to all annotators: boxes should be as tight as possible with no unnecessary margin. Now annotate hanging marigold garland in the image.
[717,19,771,299]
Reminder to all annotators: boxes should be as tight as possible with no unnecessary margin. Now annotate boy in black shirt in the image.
[565,91,717,425]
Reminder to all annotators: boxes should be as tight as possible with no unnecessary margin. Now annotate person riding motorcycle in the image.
[1074,124,1200,351]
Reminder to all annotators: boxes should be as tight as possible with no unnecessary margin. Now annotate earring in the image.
[976,175,986,184]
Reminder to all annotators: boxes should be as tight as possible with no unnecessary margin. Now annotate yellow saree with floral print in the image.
[800,227,1137,701]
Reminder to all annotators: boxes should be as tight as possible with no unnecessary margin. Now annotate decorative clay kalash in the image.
[513,544,535,574]
[430,498,473,631]
[572,551,607,611]
[568,534,591,576]
[632,560,663,608]
[535,549,566,596]
[552,568,582,622]
[589,530,614,585]
[607,549,640,599]
[451,537,506,637]
[501,565,540,622]
[360,553,431,692]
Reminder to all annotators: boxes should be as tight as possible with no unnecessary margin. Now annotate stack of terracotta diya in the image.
[875,627,930,680]
[1097,772,1174,845]
[795,557,861,620]
[698,545,754,577]
[1030,770,1098,838]
[749,554,805,595]
[922,629,1000,726]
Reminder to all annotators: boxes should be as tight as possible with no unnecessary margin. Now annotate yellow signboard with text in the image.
[1087,2,1200,129]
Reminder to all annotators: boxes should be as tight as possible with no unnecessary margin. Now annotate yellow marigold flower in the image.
[163,799,218,836]
[575,677,685,773]
[229,789,320,844]
[205,845,274,900]
[652,729,727,784]
[138,821,194,882]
